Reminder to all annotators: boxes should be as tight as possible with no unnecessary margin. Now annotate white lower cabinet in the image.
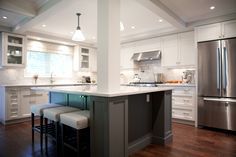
[20,88,48,117]
[1,86,48,123]
[171,86,196,122]
[6,87,21,119]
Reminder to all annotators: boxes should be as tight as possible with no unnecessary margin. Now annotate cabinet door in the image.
[120,46,135,69]
[3,33,26,67]
[20,88,36,117]
[195,23,221,42]
[79,47,90,71]
[34,91,48,104]
[222,20,236,39]
[6,88,20,120]
[161,34,179,67]
[89,48,97,72]
[178,32,196,66]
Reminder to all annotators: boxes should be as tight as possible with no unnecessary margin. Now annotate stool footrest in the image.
[33,123,55,134]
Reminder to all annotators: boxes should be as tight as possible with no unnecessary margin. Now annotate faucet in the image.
[50,72,55,84]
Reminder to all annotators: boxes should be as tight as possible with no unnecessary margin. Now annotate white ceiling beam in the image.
[13,0,67,34]
[0,0,36,17]
[136,0,186,29]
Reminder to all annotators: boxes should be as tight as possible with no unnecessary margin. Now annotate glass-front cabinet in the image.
[0,32,26,67]
[80,47,90,70]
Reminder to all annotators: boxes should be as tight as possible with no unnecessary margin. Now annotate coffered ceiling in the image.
[0,0,236,44]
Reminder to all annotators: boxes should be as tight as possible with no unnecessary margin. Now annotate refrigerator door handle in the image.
[203,97,236,103]
[217,48,221,89]
[222,44,227,90]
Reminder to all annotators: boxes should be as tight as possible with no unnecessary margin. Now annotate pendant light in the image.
[72,13,85,41]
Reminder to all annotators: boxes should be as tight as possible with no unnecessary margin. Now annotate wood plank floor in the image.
[130,123,236,157]
[0,122,235,157]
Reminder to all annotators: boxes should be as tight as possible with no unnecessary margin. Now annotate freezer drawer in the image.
[198,97,236,131]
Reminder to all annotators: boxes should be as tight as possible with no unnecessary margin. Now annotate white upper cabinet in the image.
[89,48,97,72]
[222,20,236,39]
[120,44,136,70]
[161,31,195,67]
[178,31,195,66]
[0,32,26,67]
[195,23,221,42]
[161,34,179,67]
[195,20,236,42]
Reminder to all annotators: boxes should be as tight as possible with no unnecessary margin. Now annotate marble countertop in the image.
[0,83,94,87]
[157,83,196,87]
[32,85,173,97]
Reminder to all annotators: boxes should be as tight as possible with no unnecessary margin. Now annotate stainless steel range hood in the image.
[131,50,161,61]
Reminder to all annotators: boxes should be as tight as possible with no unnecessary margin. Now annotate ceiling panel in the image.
[0,9,28,27]
[159,0,236,22]
[30,0,175,43]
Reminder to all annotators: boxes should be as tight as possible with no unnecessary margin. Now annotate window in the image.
[25,50,73,77]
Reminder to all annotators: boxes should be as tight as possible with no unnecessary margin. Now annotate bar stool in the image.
[43,106,80,155]
[60,110,90,157]
[31,103,62,151]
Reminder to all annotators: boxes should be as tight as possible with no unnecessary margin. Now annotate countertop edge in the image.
[32,86,174,97]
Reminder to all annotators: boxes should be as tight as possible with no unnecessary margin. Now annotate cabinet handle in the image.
[29,101,36,104]
[183,112,190,115]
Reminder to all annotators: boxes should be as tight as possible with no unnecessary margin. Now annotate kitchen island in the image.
[33,85,173,157]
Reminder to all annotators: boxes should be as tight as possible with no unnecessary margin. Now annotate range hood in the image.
[131,50,161,61]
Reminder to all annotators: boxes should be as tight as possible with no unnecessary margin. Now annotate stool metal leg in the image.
[77,130,80,157]
[56,122,60,157]
[31,112,34,145]
[45,118,48,155]
[61,124,64,157]
[40,115,43,151]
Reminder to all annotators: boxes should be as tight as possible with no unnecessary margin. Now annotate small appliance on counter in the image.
[132,74,141,83]
[154,73,164,84]
[181,70,195,84]
[81,76,91,83]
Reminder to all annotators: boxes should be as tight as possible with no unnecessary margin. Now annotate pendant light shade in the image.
[72,13,85,41]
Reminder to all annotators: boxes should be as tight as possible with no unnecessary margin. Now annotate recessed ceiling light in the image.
[210,6,215,10]
[131,26,136,29]
[2,16,7,19]
[120,22,124,31]
[159,19,163,22]
[42,24,46,27]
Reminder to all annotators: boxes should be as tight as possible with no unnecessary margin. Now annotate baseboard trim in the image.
[128,133,152,155]
[152,133,173,145]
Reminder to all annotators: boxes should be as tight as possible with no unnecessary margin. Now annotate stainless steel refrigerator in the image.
[198,38,236,131]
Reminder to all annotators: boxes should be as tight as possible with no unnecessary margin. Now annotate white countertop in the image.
[157,83,196,87]
[0,83,94,87]
[32,85,173,97]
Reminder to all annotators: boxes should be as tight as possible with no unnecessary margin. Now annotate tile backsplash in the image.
[120,60,196,84]
[0,68,96,85]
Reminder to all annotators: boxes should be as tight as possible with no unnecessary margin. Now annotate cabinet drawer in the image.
[172,96,194,106]
[172,108,194,121]
[172,88,194,96]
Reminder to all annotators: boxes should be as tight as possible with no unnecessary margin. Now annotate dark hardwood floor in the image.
[130,123,236,157]
[0,121,235,157]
